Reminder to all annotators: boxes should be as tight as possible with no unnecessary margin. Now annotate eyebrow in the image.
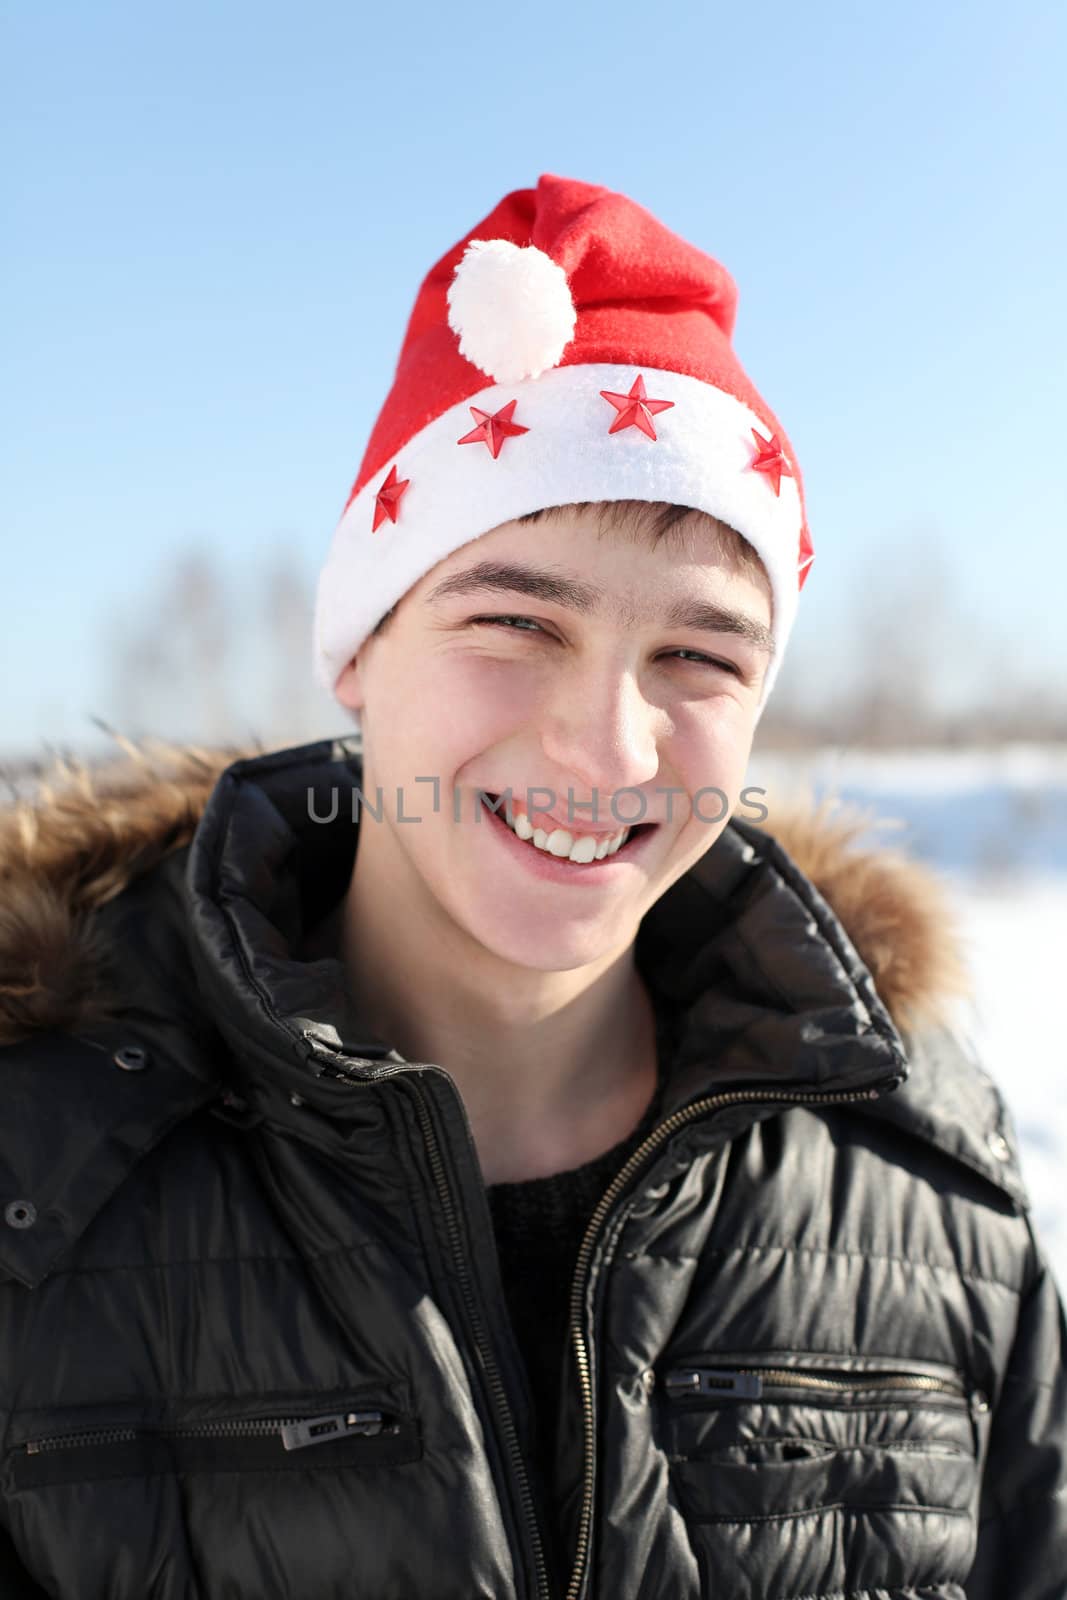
[424,560,775,658]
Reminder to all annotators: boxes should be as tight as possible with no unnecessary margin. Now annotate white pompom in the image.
[446,239,576,385]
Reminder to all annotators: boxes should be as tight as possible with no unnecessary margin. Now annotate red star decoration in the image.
[798,522,814,590]
[457,399,529,459]
[599,374,674,440]
[748,428,794,497]
[372,464,410,532]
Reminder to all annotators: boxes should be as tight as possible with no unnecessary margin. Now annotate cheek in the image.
[367,654,541,773]
[666,712,758,839]
[434,656,544,737]
[672,695,757,771]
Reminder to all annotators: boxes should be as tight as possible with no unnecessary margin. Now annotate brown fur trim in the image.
[760,792,973,1036]
[0,736,254,1046]
[0,742,970,1046]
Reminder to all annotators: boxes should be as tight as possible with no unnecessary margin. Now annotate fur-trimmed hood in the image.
[1,737,1033,1232]
[0,737,972,1051]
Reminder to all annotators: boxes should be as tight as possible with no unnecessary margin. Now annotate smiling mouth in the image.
[480,793,658,864]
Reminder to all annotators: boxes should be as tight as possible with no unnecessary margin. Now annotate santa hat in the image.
[313,174,813,713]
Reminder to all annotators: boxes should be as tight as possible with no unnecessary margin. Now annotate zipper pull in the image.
[280,1409,385,1451]
[663,1368,763,1399]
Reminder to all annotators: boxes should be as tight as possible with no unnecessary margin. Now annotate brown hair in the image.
[367,500,770,640]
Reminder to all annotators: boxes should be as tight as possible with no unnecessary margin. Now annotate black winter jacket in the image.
[1,738,1065,1599]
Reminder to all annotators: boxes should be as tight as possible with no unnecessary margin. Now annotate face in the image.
[334,510,773,975]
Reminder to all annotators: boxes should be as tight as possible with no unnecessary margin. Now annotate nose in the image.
[538,659,662,805]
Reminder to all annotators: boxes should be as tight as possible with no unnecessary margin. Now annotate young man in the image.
[1,175,1064,1598]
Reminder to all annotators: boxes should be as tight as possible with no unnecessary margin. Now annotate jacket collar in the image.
[176,738,904,1097]
[181,741,1027,1209]
[0,737,1028,1229]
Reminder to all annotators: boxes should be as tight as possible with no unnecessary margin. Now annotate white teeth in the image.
[568,835,598,864]
[483,794,636,864]
[534,824,630,861]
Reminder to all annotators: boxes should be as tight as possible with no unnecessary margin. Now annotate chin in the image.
[457,892,637,974]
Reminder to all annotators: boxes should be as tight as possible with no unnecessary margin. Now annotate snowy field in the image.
[749,745,1067,1299]
[950,876,1067,1295]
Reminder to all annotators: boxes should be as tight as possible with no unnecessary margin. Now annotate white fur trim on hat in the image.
[446,239,576,384]
[313,364,802,715]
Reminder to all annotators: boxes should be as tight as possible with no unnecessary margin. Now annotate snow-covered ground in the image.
[749,744,1067,1299]
[948,875,1067,1296]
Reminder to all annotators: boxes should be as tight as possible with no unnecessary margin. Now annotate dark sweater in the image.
[486,1004,678,1593]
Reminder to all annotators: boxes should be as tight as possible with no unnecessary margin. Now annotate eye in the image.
[471,619,742,676]
[664,649,741,676]
[471,614,546,633]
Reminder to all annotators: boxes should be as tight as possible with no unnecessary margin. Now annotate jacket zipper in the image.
[562,1076,903,1600]
[662,1366,968,1402]
[409,1081,553,1600]
[310,1047,905,1600]
[23,1408,393,1456]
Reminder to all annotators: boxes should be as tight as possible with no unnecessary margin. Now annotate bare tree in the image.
[102,544,330,748]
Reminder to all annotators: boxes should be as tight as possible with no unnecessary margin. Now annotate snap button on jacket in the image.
[0,738,1064,1599]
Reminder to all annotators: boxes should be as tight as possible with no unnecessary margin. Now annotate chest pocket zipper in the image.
[12,1404,422,1489]
[660,1362,990,1461]
[662,1364,973,1406]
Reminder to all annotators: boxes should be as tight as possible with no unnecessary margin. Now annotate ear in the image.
[333,654,365,712]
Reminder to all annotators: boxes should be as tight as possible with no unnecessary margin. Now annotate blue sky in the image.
[3,0,1065,753]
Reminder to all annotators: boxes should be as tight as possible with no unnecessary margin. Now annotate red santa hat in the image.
[313,173,813,713]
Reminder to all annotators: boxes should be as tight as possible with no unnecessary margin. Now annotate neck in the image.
[334,818,660,1185]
